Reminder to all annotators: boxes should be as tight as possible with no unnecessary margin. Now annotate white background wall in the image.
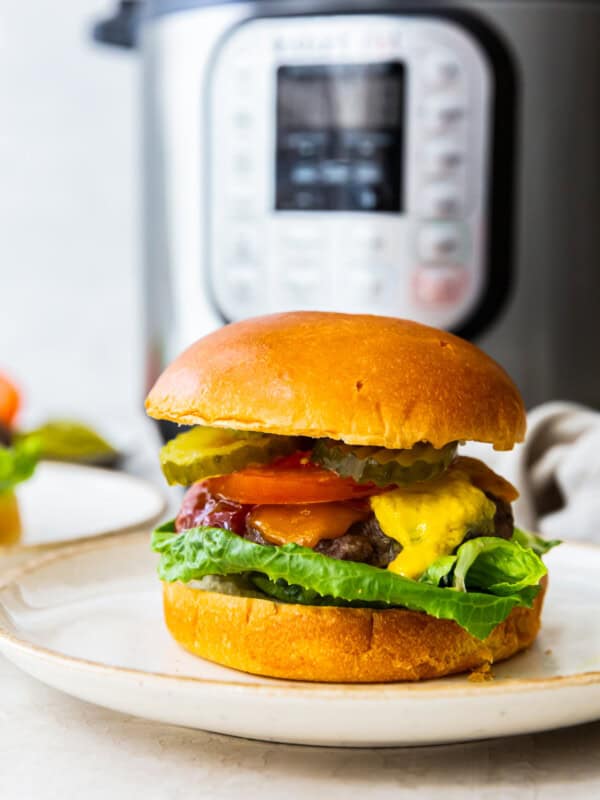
[0,1,142,423]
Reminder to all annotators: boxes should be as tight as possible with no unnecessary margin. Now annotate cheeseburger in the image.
[147,312,558,682]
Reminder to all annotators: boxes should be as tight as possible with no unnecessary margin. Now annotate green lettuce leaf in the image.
[452,536,548,595]
[511,527,561,556]
[419,530,558,595]
[250,575,393,608]
[418,555,456,587]
[152,522,543,640]
[254,541,543,607]
[251,576,347,606]
[0,437,39,493]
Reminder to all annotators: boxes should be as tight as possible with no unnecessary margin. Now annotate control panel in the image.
[207,15,491,329]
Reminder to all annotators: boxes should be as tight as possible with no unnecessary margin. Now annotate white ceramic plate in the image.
[0,532,598,747]
[7,463,166,548]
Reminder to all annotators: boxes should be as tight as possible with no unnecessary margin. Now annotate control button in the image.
[424,53,460,88]
[280,225,322,248]
[423,142,463,175]
[349,268,385,301]
[231,110,253,129]
[283,132,327,158]
[291,164,319,185]
[291,189,325,210]
[321,161,351,185]
[356,135,377,158]
[420,184,463,218]
[228,65,255,91]
[353,162,383,185]
[343,131,391,158]
[229,229,259,265]
[354,187,378,211]
[424,98,465,133]
[226,266,257,302]
[418,223,463,263]
[285,269,319,291]
[297,140,319,158]
[350,226,385,254]
[231,151,253,175]
[413,268,468,307]
[357,139,376,158]
[282,268,320,306]
[231,64,254,81]
[227,192,259,218]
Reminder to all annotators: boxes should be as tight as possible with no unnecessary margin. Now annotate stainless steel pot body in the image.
[141,1,600,408]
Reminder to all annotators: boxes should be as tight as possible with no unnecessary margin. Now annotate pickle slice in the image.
[160,426,300,486]
[18,420,119,467]
[311,440,457,487]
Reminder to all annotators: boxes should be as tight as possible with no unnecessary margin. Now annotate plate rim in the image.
[0,463,167,556]
[0,531,599,699]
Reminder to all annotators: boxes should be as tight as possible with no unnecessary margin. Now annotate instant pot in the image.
[95,0,600,410]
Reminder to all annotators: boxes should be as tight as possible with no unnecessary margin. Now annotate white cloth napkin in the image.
[463,402,600,542]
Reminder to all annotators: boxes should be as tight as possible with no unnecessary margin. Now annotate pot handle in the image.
[92,1,141,49]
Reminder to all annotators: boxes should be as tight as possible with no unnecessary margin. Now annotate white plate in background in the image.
[9,462,166,548]
[0,533,598,747]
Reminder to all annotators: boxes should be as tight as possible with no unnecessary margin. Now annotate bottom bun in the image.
[162,578,547,683]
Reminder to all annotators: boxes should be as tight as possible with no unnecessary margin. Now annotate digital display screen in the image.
[275,63,405,213]
[277,64,404,130]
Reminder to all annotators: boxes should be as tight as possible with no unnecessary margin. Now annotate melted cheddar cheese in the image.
[452,455,519,503]
[247,502,370,549]
[370,465,497,580]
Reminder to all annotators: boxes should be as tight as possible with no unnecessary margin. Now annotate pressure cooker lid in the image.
[98,0,406,48]
[93,0,281,48]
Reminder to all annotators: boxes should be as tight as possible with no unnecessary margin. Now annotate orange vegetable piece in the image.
[246,501,370,549]
[0,372,21,427]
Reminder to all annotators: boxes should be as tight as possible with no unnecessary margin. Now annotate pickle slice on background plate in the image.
[160,426,300,485]
[18,421,119,467]
[311,440,457,487]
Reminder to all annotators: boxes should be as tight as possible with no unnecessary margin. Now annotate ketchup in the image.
[175,482,250,535]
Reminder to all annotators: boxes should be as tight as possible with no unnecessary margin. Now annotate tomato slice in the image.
[0,372,20,427]
[205,451,379,505]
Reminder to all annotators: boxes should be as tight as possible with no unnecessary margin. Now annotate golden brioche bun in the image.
[146,312,525,450]
[162,579,546,683]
